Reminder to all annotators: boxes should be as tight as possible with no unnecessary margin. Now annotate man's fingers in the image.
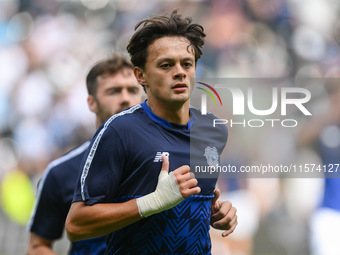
[211,201,232,219]
[181,186,201,198]
[221,218,238,237]
[192,186,201,195]
[212,189,220,206]
[169,164,201,199]
[178,172,196,182]
[212,211,237,229]
[161,155,169,172]
[176,172,201,198]
[211,205,237,231]
[180,177,198,189]
[173,165,190,175]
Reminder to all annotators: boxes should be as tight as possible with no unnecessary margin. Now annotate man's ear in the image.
[134,67,147,86]
[87,95,97,114]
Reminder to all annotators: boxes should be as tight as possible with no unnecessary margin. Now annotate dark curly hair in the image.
[127,10,206,69]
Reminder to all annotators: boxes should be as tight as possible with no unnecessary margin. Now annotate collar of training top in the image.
[141,100,193,130]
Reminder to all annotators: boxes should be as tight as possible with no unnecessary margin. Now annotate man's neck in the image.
[96,119,102,129]
[146,100,190,125]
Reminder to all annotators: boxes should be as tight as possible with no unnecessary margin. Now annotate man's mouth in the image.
[172,83,187,92]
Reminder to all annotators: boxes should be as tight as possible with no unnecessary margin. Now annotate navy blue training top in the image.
[28,142,106,255]
[73,101,228,254]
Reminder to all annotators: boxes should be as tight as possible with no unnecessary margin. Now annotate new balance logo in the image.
[153,152,169,162]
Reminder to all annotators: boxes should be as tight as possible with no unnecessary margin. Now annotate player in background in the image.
[66,10,237,254]
[26,53,144,255]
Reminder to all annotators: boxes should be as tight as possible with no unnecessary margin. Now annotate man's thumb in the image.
[212,188,220,205]
[161,155,169,172]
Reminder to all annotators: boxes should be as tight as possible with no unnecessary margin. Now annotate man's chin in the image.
[165,98,190,109]
[172,95,190,104]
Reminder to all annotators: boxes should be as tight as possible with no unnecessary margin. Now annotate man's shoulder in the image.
[191,107,226,126]
[190,106,219,119]
[104,104,146,129]
[190,106,228,142]
[45,141,90,178]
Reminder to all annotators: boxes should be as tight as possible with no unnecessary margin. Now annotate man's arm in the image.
[210,189,238,237]
[27,162,70,254]
[66,199,141,241]
[27,233,56,255]
[66,155,201,241]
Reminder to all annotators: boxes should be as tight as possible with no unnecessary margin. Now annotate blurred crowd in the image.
[1,0,340,254]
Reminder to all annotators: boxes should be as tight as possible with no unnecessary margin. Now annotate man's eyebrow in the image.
[156,57,174,63]
[156,57,195,63]
[105,87,121,92]
[182,57,195,62]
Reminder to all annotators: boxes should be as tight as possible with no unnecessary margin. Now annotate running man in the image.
[27,53,143,255]
[66,10,237,254]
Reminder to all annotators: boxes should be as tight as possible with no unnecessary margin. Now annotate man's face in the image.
[90,68,142,123]
[138,36,196,108]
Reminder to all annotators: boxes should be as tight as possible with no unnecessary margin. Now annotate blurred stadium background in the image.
[1,0,340,254]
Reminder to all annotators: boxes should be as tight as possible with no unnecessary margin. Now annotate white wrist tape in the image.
[136,170,183,218]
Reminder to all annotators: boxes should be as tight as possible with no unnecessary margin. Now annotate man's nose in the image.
[173,65,186,79]
[120,89,134,106]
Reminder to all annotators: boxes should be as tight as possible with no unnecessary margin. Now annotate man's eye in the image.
[107,89,120,95]
[160,63,171,68]
[129,88,139,94]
